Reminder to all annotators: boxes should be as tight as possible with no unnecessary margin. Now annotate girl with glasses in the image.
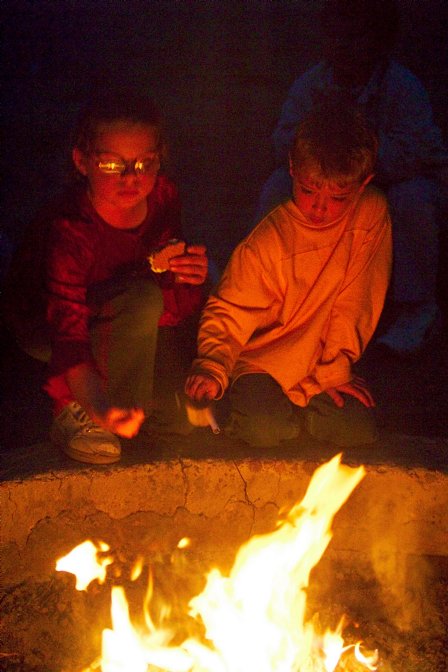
[3,89,209,463]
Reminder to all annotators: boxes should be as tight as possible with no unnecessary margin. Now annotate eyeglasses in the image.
[93,151,160,176]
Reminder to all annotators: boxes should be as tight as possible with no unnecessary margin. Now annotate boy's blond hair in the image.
[290,100,378,185]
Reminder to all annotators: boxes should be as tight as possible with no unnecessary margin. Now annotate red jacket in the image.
[3,175,204,395]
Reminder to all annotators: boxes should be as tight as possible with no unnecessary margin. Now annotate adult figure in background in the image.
[257,0,447,356]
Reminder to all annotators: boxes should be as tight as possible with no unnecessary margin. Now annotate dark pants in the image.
[89,277,164,412]
[18,276,197,429]
[226,373,378,448]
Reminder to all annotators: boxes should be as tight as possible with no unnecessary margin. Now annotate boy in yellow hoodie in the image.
[186,102,392,447]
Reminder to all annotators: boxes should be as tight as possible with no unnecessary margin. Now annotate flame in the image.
[131,556,144,582]
[354,642,379,670]
[60,453,379,671]
[56,540,112,591]
[101,587,193,672]
[186,453,367,672]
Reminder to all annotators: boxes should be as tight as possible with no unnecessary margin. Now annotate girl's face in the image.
[290,166,372,227]
[73,121,160,219]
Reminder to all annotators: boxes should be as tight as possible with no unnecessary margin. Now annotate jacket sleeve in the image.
[312,206,392,390]
[190,239,282,396]
[45,218,97,376]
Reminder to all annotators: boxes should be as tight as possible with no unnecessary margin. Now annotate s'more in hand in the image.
[148,239,187,273]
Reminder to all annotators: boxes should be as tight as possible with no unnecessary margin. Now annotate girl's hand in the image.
[185,373,220,402]
[325,376,375,408]
[66,363,145,438]
[93,406,145,438]
[169,244,208,285]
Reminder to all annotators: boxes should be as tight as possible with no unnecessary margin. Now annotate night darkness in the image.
[2,0,447,267]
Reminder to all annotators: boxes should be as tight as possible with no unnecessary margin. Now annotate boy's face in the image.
[73,121,160,215]
[290,166,373,227]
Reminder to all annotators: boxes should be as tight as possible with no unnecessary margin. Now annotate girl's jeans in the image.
[20,277,195,427]
[89,276,164,412]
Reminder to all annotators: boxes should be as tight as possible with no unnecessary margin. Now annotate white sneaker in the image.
[50,401,121,464]
[376,302,440,356]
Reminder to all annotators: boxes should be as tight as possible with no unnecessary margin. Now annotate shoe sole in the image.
[61,445,121,465]
[51,427,121,464]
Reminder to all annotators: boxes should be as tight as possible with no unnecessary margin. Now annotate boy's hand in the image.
[93,407,145,438]
[169,244,208,285]
[185,373,220,402]
[325,376,375,408]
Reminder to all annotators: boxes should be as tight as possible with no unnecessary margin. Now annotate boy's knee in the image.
[227,374,301,447]
[226,410,300,447]
[305,393,378,447]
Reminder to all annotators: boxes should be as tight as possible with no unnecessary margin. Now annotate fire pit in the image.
[1,434,447,671]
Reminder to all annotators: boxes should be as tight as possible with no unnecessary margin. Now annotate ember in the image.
[56,454,379,671]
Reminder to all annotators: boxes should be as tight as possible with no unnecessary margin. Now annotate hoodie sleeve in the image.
[189,236,283,396]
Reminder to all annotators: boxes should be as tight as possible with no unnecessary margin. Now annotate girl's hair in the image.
[290,99,378,184]
[72,88,168,162]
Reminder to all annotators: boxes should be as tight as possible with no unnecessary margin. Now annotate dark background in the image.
[2,0,448,269]
[1,1,448,450]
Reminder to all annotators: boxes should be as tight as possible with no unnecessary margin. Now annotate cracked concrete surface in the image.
[2,447,447,584]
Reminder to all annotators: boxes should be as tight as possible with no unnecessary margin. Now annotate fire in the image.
[56,453,379,671]
[56,539,112,590]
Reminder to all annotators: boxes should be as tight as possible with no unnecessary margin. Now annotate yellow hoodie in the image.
[192,185,392,406]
